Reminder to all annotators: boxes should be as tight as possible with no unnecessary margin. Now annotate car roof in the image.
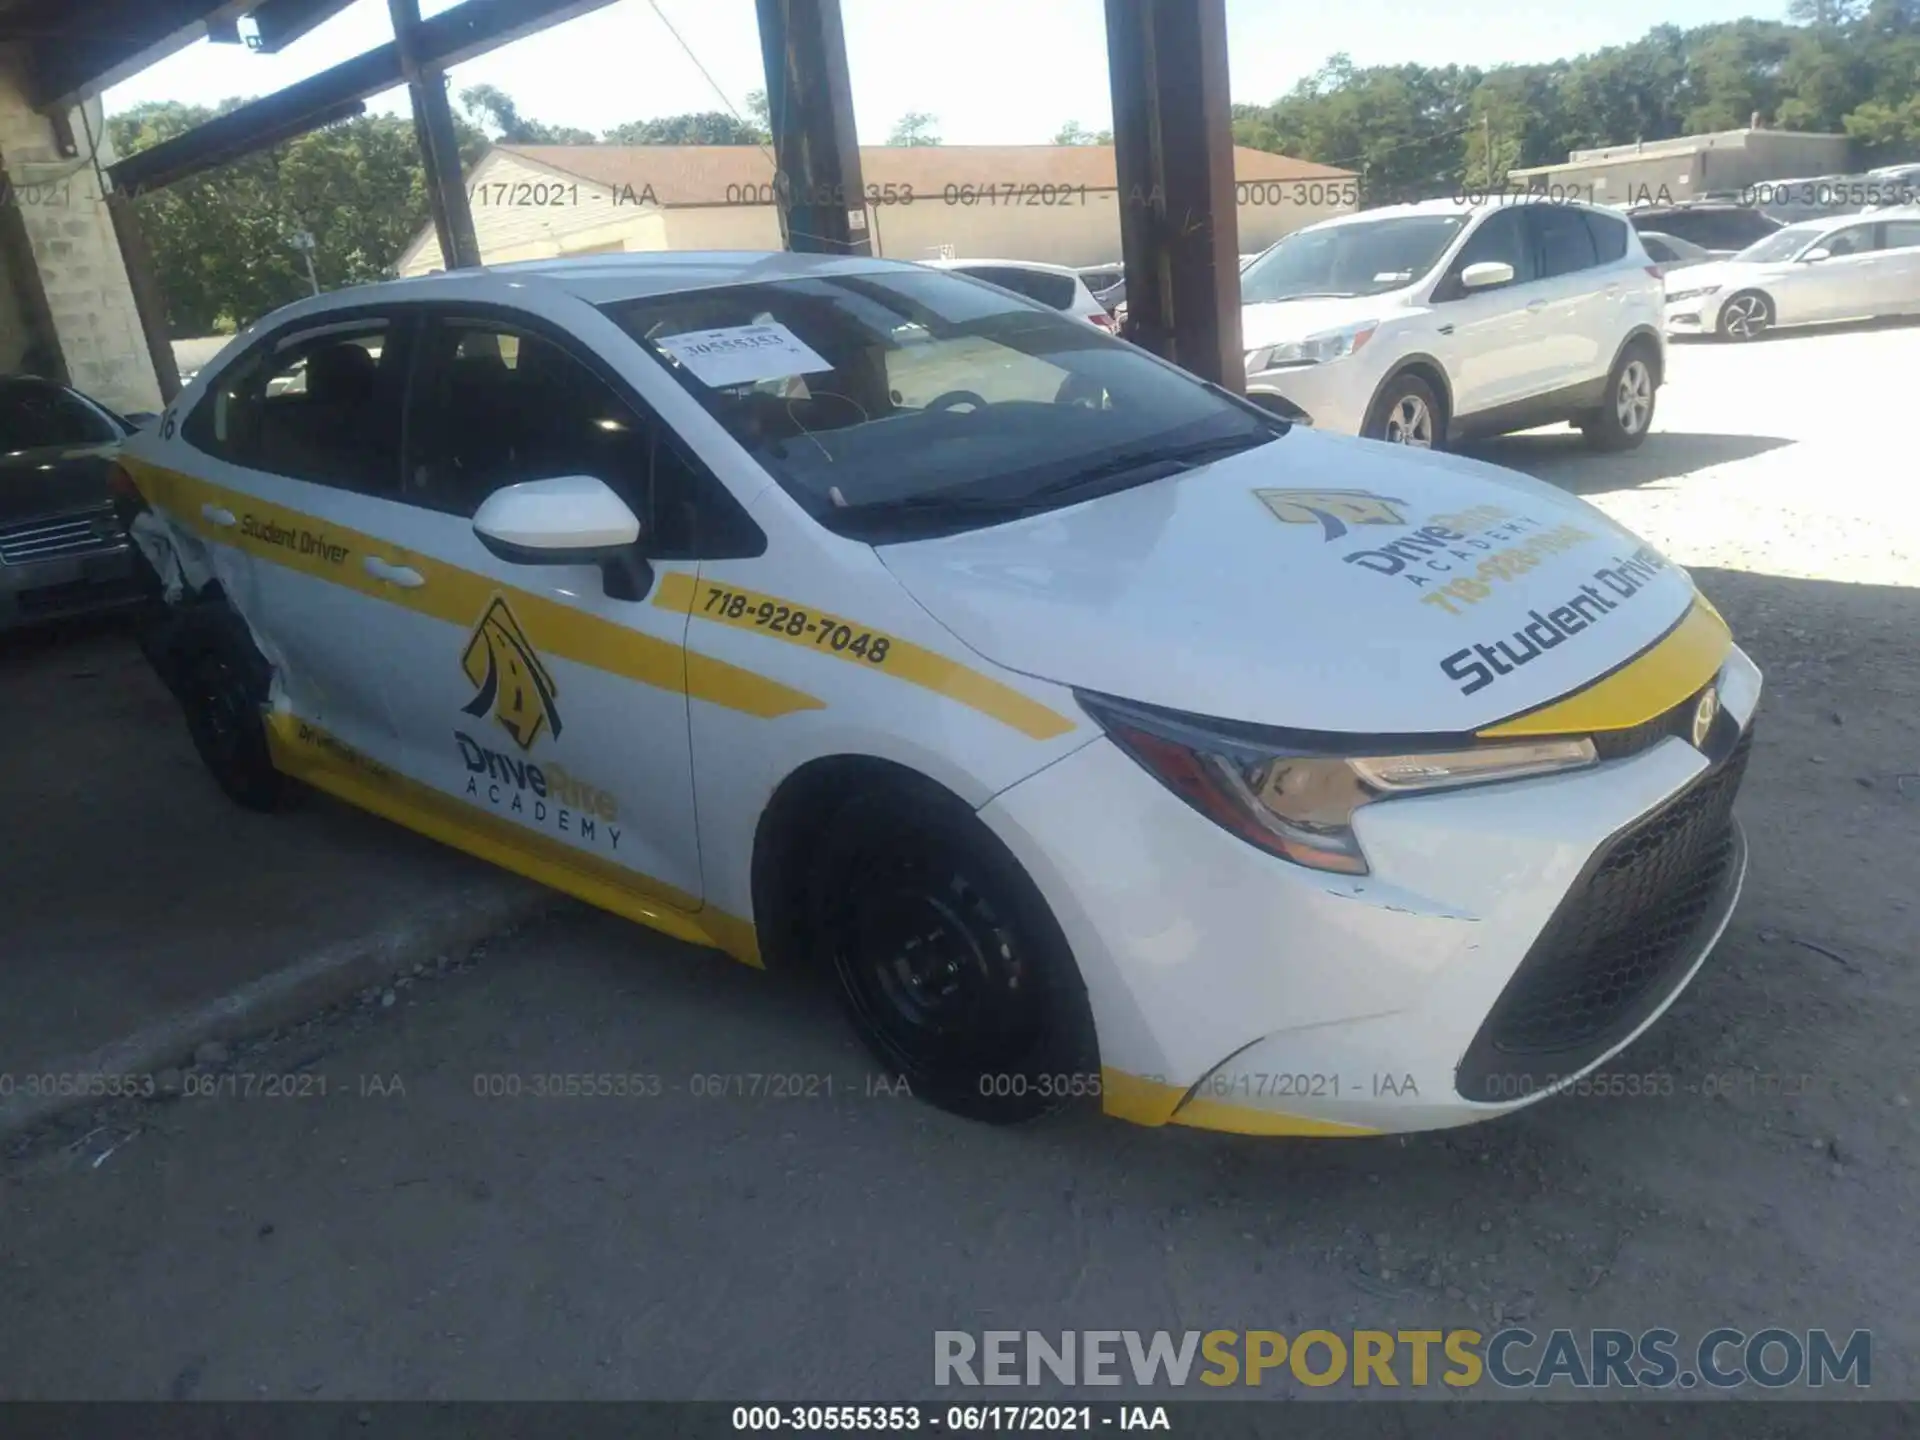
[245,251,924,328]
[923,257,1083,277]
[1297,195,1615,235]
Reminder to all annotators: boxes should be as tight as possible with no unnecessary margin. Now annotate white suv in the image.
[923,258,1116,330]
[1241,197,1666,452]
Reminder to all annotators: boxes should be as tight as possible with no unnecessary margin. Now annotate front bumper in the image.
[1244,359,1375,436]
[979,645,1762,1136]
[0,540,142,630]
[1664,292,1722,336]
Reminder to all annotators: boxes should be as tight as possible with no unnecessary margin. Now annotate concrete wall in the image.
[0,56,161,412]
[1512,130,1856,207]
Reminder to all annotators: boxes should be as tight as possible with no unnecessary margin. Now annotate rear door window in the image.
[1581,209,1630,263]
[1531,205,1600,277]
[182,318,407,496]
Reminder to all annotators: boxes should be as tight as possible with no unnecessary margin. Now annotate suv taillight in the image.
[1088,312,1115,331]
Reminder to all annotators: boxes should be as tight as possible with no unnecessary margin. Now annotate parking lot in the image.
[1,320,1915,1403]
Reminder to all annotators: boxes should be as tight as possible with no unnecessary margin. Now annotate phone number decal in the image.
[1418,524,1599,615]
[654,575,1076,740]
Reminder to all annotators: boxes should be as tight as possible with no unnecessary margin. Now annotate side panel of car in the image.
[1787,220,1883,323]
[678,488,1097,939]
[1424,208,1546,418]
[1886,219,1920,312]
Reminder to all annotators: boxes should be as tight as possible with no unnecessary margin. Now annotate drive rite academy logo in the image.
[456,595,623,852]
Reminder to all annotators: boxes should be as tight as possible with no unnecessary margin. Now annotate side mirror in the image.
[472,475,652,599]
[1801,247,1831,263]
[1460,261,1516,290]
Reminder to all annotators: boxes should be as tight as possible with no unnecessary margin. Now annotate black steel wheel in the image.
[807,785,1096,1124]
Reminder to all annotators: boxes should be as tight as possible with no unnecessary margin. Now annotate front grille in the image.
[0,506,125,565]
[1456,724,1754,1100]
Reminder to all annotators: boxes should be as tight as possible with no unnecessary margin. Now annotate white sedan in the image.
[117,250,1758,1137]
[1665,205,1920,340]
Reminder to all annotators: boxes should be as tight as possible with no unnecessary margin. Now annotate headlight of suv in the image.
[1076,691,1597,876]
[1665,285,1721,304]
[1245,321,1378,372]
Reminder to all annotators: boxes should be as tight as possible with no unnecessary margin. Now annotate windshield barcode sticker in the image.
[654,322,833,388]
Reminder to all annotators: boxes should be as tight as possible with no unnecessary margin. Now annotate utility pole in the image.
[1482,113,1493,189]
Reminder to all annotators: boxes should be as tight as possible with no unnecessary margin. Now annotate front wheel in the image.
[807,784,1097,1124]
[1717,291,1773,342]
[1580,346,1658,452]
[1362,374,1444,449]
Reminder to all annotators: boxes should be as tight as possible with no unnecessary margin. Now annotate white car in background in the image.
[1240,197,1667,452]
[923,258,1115,331]
[1664,207,1920,341]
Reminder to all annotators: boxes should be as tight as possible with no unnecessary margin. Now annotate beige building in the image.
[395,143,1358,277]
[1508,127,1853,207]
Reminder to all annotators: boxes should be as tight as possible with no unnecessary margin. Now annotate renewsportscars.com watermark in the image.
[935,1328,1871,1390]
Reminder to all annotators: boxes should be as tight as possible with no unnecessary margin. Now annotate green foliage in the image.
[1052,121,1112,145]
[886,112,942,146]
[1233,8,1920,202]
[602,112,767,145]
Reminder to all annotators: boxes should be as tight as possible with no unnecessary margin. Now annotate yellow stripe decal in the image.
[128,460,822,721]
[267,713,763,968]
[1101,1067,1378,1136]
[1477,596,1732,738]
[654,572,1076,741]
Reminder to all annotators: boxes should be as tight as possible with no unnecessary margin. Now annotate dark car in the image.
[1627,201,1782,253]
[0,374,154,630]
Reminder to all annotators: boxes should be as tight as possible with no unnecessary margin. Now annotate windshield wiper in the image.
[1257,291,1357,302]
[1022,432,1276,503]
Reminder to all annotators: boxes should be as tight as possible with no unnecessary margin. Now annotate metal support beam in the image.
[105,0,618,195]
[755,0,870,256]
[249,0,360,54]
[105,192,183,402]
[1104,0,1242,389]
[391,0,481,270]
[17,0,254,113]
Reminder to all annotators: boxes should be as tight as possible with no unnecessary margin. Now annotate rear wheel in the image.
[807,784,1096,1124]
[1717,291,1772,342]
[177,624,292,813]
[1362,374,1444,449]
[1580,344,1658,452]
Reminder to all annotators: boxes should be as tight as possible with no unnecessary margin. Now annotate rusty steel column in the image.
[391,0,481,270]
[1105,0,1242,388]
[755,0,871,256]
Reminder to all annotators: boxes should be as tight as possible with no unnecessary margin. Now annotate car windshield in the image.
[1239,214,1467,302]
[598,268,1281,540]
[1734,225,1823,263]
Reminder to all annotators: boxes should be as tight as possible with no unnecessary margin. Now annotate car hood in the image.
[876,429,1701,734]
[0,444,119,523]
[1241,295,1396,350]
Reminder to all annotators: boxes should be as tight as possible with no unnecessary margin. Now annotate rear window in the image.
[955,265,1079,310]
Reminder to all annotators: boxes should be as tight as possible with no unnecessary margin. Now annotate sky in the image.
[104,0,1793,145]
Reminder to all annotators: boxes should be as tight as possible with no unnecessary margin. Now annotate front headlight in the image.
[1245,321,1378,372]
[1077,691,1597,876]
[1665,285,1720,304]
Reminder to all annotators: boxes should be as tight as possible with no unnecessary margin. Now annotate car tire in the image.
[177,623,293,814]
[806,781,1097,1125]
[1716,291,1773,342]
[1362,373,1445,449]
[1579,343,1659,452]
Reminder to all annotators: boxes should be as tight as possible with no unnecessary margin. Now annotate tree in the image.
[1052,121,1111,145]
[457,83,595,144]
[886,111,942,146]
[603,112,766,145]
[109,101,434,336]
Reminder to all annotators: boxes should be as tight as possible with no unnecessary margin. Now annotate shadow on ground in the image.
[1460,430,1796,495]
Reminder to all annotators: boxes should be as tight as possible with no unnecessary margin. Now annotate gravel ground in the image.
[1,320,1915,1405]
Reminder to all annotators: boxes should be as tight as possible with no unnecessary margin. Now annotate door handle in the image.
[200,503,235,527]
[1526,298,1548,311]
[363,555,425,589]
[1436,323,1455,335]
